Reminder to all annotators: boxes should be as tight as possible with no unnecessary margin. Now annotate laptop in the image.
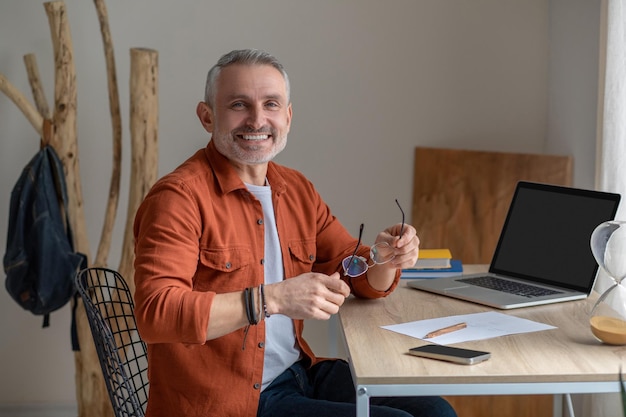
[408,181,621,309]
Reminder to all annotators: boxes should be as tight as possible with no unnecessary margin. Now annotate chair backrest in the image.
[75,268,148,417]
[412,147,573,264]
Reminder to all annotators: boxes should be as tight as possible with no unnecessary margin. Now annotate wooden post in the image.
[93,0,122,268]
[23,54,52,119]
[0,73,44,137]
[44,1,89,254]
[118,48,159,287]
[43,2,110,417]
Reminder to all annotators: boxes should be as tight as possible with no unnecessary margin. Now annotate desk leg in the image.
[356,386,370,417]
[553,394,563,417]
[554,394,577,417]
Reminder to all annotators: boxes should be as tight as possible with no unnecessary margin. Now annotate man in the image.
[133,49,457,417]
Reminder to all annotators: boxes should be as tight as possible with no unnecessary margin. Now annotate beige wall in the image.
[0,0,600,411]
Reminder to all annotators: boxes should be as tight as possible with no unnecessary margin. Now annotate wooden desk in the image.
[338,265,625,417]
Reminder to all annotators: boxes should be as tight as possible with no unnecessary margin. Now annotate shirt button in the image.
[253,383,261,390]
[257,219,264,225]
[258,342,264,348]
[260,258,265,265]
[309,254,315,261]
[225,262,232,269]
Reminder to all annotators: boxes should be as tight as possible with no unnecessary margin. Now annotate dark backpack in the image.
[3,145,87,334]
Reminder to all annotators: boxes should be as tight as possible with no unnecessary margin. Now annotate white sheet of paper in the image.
[381,311,556,345]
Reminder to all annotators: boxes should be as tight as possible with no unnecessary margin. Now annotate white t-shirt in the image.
[246,182,301,391]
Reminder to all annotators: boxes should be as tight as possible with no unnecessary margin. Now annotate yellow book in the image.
[410,248,452,269]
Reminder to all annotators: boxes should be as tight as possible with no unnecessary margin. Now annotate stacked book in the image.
[401,248,463,279]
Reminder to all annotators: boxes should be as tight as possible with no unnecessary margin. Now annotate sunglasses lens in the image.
[342,256,368,277]
[371,242,395,264]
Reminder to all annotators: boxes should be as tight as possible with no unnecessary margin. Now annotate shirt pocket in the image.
[287,239,316,275]
[196,246,253,291]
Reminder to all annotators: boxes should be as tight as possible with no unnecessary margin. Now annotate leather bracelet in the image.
[244,287,259,325]
[251,287,259,325]
[243,287,252,325]
[259,284,270,318]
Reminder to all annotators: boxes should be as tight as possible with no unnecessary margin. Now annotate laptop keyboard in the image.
[457,276,562,298]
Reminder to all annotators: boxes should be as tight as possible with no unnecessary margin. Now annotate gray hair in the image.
[204,49,290,107]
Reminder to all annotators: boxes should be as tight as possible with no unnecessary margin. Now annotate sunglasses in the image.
[342,199,405,278]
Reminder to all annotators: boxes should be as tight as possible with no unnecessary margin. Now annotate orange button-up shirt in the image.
[133,140,400,417]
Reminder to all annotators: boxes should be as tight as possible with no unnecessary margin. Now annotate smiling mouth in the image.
[240,134,270,141]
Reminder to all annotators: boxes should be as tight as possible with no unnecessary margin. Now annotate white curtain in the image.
[586,0,626,416]
[597,0,626,207]
[596,0,626,290]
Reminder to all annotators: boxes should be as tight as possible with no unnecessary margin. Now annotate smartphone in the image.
[408,344,491,365]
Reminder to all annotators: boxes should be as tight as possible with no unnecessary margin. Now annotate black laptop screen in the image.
[490,181,621,293]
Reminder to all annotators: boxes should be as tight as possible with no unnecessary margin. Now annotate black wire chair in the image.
[75,267,149,417]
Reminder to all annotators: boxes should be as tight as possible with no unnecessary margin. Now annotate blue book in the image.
[401,259,463,279]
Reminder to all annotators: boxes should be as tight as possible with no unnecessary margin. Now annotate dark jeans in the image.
[258,360,457,417]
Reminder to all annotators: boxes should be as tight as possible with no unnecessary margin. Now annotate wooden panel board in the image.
[412,147,573,264]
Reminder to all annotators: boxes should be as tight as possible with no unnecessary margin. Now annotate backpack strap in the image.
[70,257,87,352]
[40,119,53,148]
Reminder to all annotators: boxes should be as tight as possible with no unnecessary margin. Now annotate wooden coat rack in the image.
[0,2,158,416]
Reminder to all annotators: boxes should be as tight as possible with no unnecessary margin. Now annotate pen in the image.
[423,322,467,339]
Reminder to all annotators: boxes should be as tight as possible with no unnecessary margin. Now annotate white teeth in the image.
[242,134,269,140]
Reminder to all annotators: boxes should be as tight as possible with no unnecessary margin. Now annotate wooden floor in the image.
[444,395,553,417]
